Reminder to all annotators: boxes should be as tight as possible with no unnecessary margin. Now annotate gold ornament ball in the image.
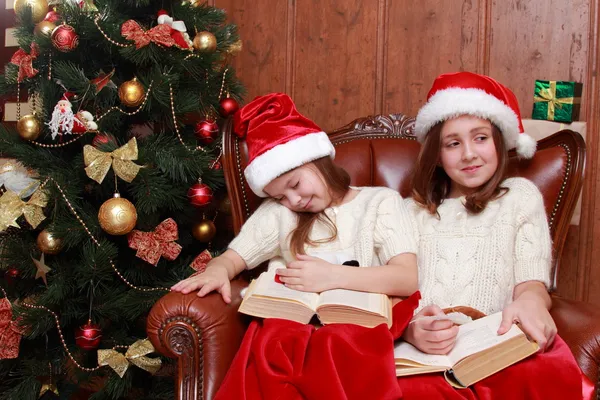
[118,78,145,107]
[14,0,48,23]
[191,219,216,242]
[37,230,63,255]
[16,114,41,141]
[34,20,56,37]
[193,31,217,53]
[98,195,137,235]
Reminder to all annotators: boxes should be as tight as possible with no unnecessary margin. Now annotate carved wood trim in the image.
[159,318,203,400]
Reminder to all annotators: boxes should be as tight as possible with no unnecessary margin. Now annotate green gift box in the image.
[532,80,582,123]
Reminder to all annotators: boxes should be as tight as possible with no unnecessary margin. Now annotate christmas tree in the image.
[0,0,243,398]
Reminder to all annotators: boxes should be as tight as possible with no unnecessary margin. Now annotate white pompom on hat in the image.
[415,72,536,158]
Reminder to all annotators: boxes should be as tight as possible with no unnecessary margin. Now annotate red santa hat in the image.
[234,93,335,197]
[415,72,536,158]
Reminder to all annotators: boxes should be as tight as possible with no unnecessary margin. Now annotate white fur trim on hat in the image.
[244,131,335,197]
[415,88,521,150]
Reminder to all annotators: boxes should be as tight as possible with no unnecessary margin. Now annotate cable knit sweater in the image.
[229,187,417,269]
[405,177,552,315]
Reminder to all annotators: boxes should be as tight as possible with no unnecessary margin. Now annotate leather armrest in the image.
[147,278,250,400]
[551,295,600,387]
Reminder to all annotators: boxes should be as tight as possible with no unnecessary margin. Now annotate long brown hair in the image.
[412,121,509,215]
[289,156,351,256]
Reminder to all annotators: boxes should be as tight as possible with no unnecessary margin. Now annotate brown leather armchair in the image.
[147,114,600,400]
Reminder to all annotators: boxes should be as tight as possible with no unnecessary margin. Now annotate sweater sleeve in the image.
[373,191,418,265]
[228,199,285,269]
[513,179,552,288]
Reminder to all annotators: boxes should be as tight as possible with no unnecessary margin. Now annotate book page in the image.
[393,341,453,368]
[253,269,320,310]
[317,289,385,314]
[447,312,524,365]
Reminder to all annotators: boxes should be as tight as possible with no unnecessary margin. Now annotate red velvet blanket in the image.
[215,292,586,400]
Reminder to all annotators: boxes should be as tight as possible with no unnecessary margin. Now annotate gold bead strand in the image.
[169,83,206,153]
[20,302,102,372]
[93,15,131,48]
[47,178,168,292]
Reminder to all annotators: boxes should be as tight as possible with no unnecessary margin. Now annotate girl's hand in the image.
[402,305,459,355]
[170,265,232,303]
[497,293,557,351]
[276,254,338,292]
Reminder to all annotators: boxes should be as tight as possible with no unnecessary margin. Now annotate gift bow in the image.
[190,249,212,276]
[127,218,182,266]
[534,81,578,120]
[10,43,39,82]
[121,20,175,49]
[0,298,24,359]
[0,189,47,232]
[83,137,141,184]
[97,338,161,378]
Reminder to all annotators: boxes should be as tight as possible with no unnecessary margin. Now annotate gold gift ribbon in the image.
[83,137,141,184]
[534,81,579,120]
[0,189,47,232]
[97,338,161,378]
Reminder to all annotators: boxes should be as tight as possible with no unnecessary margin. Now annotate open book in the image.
[238,269,392,328]
[394,312,539,388]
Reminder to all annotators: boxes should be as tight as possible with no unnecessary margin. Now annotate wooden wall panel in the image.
[488,0,590,119]
[215,0,289,98]
[385,0,483,117]
[293,0,380,131]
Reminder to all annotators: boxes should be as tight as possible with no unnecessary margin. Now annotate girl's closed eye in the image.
[445,141,459,148]
[292,180,300,189]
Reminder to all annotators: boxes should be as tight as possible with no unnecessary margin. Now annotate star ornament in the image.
[39,382,59,398]
[32,253,51,286]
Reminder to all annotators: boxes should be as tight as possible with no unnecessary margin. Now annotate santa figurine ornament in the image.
[157,10,193,50]
[47,92,98,140]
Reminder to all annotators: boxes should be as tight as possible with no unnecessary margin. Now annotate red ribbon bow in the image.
[10,43,39,82]
[121,20,175,49]
[0,298,24,360]
[128,218,182,266]
[190,250,212,276]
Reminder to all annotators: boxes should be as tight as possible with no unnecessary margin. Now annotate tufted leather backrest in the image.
[222,114,585,291]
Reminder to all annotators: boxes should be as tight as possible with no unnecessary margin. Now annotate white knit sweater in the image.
[406,177,552,315]
[229,187,417,269]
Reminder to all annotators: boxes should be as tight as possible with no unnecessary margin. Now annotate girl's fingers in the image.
[197,281,219,297]
[278,276,301,285]
[284,284,305,291]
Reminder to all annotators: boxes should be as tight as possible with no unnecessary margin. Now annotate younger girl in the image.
[172,93,419,400]
[399,72,586,399]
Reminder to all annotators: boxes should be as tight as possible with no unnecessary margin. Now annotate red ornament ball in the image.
[92,132,116,147]
[44,10,60,22]
[210,161,222,170]
[194,120,219,144]
[51,24,79,52]
[75,321,102,350]
[187,183,213,207]
[5,268,20,285]
[219,97,239,117]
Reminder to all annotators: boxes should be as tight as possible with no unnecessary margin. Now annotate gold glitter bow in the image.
[83,137,141,184]
[97,338,161,378]
[533,81,578,120]
[0,189,47,232]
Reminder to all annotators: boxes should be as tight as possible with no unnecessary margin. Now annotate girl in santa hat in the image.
[399,72,588,399]
[171,92,420,400]
[172,92,418,303]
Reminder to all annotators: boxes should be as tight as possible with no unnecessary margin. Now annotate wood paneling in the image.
[385,0,482,117]
[488,0,590,119]
[215,0,289,97]
[293,0,380,130]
